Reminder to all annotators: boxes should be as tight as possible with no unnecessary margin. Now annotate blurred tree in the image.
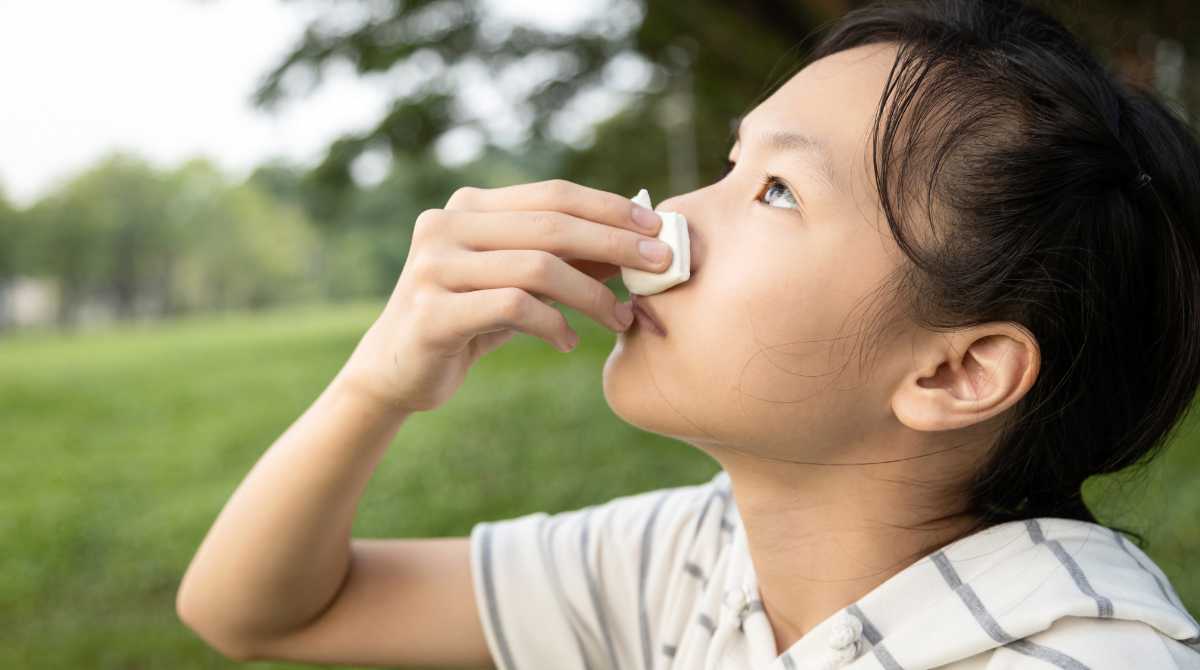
[243,136,549,300]
[173,162,322,312]
[0,188,18,329]
[25,154,190,325]
[161,158,236,316]
[247,158,309,215]
[20,155,322,326]
[1057,0,1199,121]
[24,160,117,326]
[317,143,542,297]
[253,0,838,210]
[257,0,1196,209]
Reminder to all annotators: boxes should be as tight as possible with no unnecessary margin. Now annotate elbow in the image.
[176,590,259,663]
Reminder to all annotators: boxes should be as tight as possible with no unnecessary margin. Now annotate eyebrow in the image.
[731,115,838,191]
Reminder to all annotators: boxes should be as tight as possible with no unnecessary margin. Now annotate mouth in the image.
[630,294,667,336]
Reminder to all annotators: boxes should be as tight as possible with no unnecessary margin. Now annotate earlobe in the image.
[892,327,1039,433]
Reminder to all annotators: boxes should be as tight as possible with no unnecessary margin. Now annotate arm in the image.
[176,178,664,666]
[175,367,401,649]
[176,364,492,667]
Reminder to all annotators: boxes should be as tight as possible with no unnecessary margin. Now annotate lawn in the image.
[1,300,1196,669]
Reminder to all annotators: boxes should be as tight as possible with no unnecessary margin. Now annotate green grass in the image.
[1,301,1196,669]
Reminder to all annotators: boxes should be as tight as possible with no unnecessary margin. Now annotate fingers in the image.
[435,249,631,333]
[421,208,674,275]
[444,178,662,237]
[404,178,661,354]
[437,287,580,353]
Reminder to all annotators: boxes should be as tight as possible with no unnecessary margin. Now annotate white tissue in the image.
[622,188,691,295]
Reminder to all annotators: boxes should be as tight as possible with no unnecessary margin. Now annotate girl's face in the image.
[603,42,921,465]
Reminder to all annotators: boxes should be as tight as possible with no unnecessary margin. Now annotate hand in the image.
[336,179,673,413]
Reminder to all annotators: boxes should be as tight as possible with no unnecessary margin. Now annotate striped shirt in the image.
[469,470,1200,669]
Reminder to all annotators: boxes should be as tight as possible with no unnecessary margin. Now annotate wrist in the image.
[325,368,414,424]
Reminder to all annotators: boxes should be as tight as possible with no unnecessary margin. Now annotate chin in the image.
[601,335,674,430]
[601,338,697,444]
[601,337,647,425]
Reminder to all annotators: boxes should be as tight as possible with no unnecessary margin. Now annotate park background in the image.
[1,0,1197,668]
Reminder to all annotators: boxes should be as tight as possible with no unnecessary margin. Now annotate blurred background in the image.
[1,0,1197,667]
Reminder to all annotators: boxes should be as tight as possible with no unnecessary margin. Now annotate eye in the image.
[757,174,800,210]
[715,158,802,212]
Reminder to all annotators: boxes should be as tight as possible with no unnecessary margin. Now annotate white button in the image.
[722,585,757,632]
[722,587,747,611]
[622,188,691,296]
[827,611,863,649]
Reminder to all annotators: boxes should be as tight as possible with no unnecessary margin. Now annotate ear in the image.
[891,324,1040,433]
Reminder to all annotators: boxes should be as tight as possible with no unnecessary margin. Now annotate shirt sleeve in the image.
[468,471,728,670]
[983,616,1200,669]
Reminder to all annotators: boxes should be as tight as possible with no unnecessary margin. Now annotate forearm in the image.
[176,367,410,649]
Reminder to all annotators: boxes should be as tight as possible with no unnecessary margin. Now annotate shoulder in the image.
[983,616,1200,669]
[466,470,733,670]
[585,469,732,546]
[471,469,731,554]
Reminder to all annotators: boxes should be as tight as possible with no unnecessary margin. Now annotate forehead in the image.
[738,43,899,188]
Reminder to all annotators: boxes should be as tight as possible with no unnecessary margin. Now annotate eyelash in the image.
[716,158,801,212]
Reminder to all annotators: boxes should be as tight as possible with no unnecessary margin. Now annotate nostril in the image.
[686,226,700,276]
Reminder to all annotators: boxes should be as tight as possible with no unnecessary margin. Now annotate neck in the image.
[712,432,987,653]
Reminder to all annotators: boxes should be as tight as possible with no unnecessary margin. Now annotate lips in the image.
[630,294,667,336]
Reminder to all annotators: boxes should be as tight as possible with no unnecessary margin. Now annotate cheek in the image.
[657,253,867,456]
[734,247,855,393]
[602,224,889,450]
[735,218,894,348]
[725,229,843,346]
[725,225,890,397]
[685,233,854,406]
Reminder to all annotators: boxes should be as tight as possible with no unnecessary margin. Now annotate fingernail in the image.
[638,239,670,263]
[631,205,660,232]
[614,301,634,329]
[560,331,579,352]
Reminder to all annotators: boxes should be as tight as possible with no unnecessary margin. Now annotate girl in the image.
[178,0,1200,667]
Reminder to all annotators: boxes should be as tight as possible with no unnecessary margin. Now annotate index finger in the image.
[444,178,662,236]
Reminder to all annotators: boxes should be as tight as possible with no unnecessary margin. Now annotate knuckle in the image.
[544,178,570,194]
[446,185,480,210]
[531,211,564,240]
[607,228,627,262]
[407,251,440,283]
[544,179,575,205]
[412,208,444,242]
[526,250,558,282]
[498,287,530,324]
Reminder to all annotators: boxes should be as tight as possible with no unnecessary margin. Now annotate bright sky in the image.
[0,0,630,208]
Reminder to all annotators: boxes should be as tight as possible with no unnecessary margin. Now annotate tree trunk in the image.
[57,278,79,330]
[0,277,11,332]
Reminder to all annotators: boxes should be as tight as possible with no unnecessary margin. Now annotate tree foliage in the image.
[257,0,1196,207]
[254,0,839,208]
[18,154,321,327]
[6,0,1195,333]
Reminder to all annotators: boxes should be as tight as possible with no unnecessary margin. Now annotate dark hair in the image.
[781,0,1200,550]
